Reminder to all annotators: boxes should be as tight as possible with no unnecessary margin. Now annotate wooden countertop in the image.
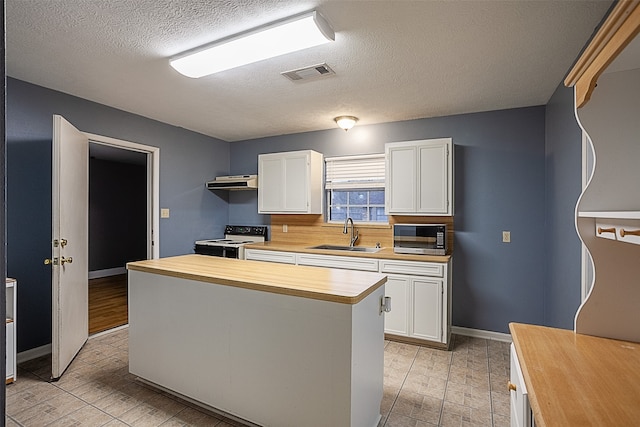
[244,241,452,263]
[127,254,387,305]
[509,323,640,427]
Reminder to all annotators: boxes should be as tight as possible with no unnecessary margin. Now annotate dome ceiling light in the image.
[334,116,359,131]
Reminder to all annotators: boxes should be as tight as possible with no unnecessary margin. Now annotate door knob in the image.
[44,258,59,265]
[61,256,73,265]
[53,239,68,247]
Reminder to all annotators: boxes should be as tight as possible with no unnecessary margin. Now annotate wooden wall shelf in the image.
[565,1,640,107]
[578,210,640,219]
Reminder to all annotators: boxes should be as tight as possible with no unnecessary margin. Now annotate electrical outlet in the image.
[282,224,288,233]
[161,208,170,219]
[502,231,511,243]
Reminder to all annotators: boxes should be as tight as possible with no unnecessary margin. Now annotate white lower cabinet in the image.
[383,276,410,336]
[411,278,443,341]
[510,344,533,427]
[380,259,449,345]
[244,249,451,347]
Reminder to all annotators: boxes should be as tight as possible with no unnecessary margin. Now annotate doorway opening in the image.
[86,134,159,334]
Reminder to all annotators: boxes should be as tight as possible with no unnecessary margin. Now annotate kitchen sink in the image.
[308,244,382,253]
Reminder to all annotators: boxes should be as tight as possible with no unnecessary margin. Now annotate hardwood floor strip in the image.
[89,274,128,334]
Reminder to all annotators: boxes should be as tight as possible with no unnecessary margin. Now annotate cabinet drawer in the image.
[245,249,296,264]
[380,259,444,277]
[297,254,379,271]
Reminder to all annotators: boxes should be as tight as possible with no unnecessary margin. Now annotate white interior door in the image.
[51,115,89,379]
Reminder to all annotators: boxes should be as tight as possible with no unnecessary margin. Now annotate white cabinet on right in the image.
[385,138,453,216]
[380,258,452,348]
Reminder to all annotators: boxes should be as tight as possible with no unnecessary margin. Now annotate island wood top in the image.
[244,241,452,263]
[509,322,640,427]
[127,254,387,305]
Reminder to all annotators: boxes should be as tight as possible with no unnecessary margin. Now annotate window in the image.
[325,154,387,223]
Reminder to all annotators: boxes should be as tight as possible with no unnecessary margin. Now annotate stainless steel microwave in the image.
[393,224,447,255]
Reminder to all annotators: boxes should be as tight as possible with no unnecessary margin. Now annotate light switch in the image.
[161,208,170,219]
[283,224,288,233]
[502,231,511,243]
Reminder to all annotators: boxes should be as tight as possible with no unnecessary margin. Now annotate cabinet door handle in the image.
[507,381,517,392]
[620,228,640,237]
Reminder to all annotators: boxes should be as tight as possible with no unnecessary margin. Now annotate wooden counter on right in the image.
[509,323,640,426]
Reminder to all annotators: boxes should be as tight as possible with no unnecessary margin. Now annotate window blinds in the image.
[325,154,385,190]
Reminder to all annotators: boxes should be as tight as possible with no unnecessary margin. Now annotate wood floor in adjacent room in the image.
[88,274,128,334]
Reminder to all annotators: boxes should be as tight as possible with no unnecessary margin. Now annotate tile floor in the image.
[6,328,511,426]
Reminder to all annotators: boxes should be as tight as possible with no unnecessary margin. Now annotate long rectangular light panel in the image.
[170,11,335,78]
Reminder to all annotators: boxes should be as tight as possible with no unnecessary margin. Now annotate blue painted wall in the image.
[7,76,584,352]
[544,82,583,329]
[6,78,230,351]
[230,107,548,334]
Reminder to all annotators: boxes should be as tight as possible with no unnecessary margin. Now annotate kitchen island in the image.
[127,254,387,427]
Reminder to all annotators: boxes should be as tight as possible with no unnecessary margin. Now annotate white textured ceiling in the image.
[6,0,612,142]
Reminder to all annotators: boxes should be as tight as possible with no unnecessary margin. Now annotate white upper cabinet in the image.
[258,150,323,214]
[385,138,453,216]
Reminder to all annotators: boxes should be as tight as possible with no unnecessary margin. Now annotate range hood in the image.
[206,175,258,191]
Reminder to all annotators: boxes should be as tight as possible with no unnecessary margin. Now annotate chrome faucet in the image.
[343,217,359,247]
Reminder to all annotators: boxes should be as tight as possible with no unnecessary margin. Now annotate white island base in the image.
[128,257,386,427]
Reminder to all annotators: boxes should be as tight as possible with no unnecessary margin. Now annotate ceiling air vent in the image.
[281,63,335,81]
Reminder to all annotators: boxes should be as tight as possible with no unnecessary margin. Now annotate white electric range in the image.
[194,225,268,259]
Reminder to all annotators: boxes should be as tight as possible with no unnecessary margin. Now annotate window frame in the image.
[324,154,388,225]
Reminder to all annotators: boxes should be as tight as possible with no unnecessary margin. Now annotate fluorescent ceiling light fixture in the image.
[170,10,335,78]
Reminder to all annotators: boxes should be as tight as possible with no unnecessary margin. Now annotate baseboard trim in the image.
[16,325,129,365]
[89,267,127,279]
[17,344,52,364]
[452,326,512,342]
[89,324,129,339]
